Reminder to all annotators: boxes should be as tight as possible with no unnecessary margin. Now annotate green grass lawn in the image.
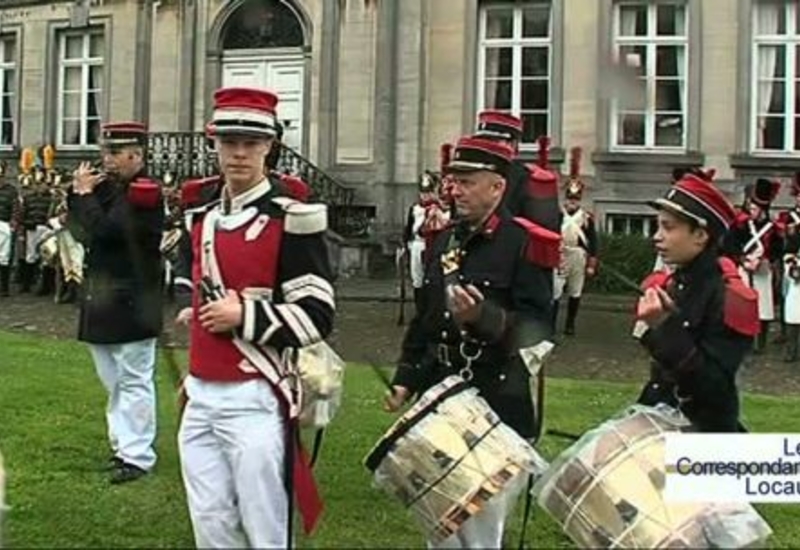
[1,330,800,548]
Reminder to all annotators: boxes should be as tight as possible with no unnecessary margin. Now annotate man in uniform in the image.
[0,161,16,297]
[403,171,439,314]
[474,110,561,233]
[777,174,800,361]
[174,87,334,548]
[18,148,52,294]
[385,135,560,548]
[636,172,759,432]
[68,122,164,484]
[725,178,782,353]
[553,147,598,336]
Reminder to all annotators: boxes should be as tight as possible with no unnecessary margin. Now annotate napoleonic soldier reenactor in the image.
[18,148,54,294]
[174,87,334,547]
[777,174,800,362]
[725,178,783,353]
[636,172,759,433]
[474,110,561,233]
[0,161,17,297]
[553,147,598,336]
[68,121,165,484]
[403,171,440,314]
[385,135,560,547]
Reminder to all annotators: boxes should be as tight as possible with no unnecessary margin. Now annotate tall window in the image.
[477,2,551,145]
[0,36,16,147]
[752,0,800,152]
[57,28,105,147]
[611,1,687,149]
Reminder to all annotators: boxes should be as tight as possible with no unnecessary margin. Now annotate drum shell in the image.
[365,376,547,543]
[533,405,773,549]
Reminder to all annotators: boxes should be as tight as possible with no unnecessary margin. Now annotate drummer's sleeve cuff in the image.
[392,362,423,394]
[640,315,696,371]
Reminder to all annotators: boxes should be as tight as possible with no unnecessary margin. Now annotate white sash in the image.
[743,220,773,258]
[562,208,587,248]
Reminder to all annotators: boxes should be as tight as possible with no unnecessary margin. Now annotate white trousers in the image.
[409,240,426,289]
[88,338,157,470]
[555,247,587,299]
[25,226,47,264]
[179,375,289,549]
[0,221,10,266]
[426,473,528,549]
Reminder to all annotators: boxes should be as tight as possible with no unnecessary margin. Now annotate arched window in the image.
[221,0,304,50]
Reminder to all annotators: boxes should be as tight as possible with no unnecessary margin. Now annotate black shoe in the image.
[564,326,575,336]
[110,462,148,484]
[104,456,124,471]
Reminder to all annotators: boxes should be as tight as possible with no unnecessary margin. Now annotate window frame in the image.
[476,1,554,150]
[609,0,689,152]
[0,33,18,149]
[605,212,658,236]
[56,27,106,149]
[750,0,800,154]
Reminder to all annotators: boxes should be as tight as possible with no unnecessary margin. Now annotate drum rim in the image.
[364,379,471,472]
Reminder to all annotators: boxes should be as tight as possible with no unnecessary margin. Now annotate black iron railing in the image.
[146,132,371,237]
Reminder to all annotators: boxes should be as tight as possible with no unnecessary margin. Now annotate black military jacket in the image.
[637,249,754,432]
[392,209,554,439]
[21,187,52,229]
[0,182,17,222]
[68,175,164,344]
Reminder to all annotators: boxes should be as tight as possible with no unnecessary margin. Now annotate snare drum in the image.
[364,376,547,544]
[534,405,772,549]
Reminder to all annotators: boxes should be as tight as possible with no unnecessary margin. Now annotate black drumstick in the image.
[599,261,645,296]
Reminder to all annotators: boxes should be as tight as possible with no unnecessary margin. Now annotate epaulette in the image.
[733,210,750,227]
[127,177,161,209]
[181,175,221,208]
[278,173,312,203]
[717,257,760,336]
[272,197,328,235]
[640,270,672,292]
[512,217,561,269]
[525,164,558,199]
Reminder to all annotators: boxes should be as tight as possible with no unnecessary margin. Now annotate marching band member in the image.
[68,122,165,484]
[474,110,561,233]
[636,172,759,432]
[385,135,559,548]
[0,161,15,297]
[403,171,440,314]
[554,147,598,336]
[778,174,800,362]
[174,87,333,548]
[725,178,782,353]
[18,148,51,294]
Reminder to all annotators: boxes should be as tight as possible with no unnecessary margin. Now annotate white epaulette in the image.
[272,197,328,235]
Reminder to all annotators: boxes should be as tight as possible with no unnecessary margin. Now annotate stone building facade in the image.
[1,0,799,237]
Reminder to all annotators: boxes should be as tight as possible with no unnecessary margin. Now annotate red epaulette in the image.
[640,270,672,292]
[279,173,311,203]
[525,164,559,199]
[512,217,561,268]
[127,177,161,209]
[717,257,760,336]
[181,175,221,208]
[733,210,750,228]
